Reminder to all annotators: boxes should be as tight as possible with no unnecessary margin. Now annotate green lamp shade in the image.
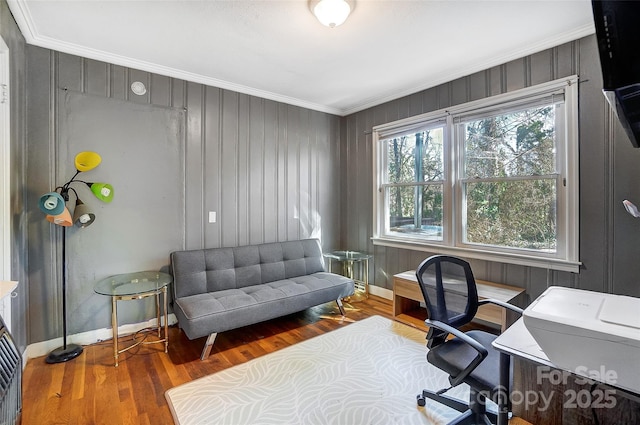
[87,182,114,203]
[72,199,96,228]
[46,207,73,226]
[38,192,65,215]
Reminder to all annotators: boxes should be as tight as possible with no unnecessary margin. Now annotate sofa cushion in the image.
[171,239,327,298]
[173,272,353,339]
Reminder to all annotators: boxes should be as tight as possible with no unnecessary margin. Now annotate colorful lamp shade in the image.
[72,198,96,228]
[38,192,66,215]
[86,182,114,203]
[46,207,73,227]
[74,151,102,172]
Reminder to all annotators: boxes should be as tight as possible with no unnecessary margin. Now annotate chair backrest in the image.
[416,255,479,344]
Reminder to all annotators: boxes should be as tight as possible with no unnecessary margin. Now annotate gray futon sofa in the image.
[170,238,354,359]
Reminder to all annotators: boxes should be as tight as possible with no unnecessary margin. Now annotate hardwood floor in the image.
[22,296,395,425]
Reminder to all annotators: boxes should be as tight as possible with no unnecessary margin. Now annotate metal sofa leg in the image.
[336,298,346,316]
[201,333,217,360]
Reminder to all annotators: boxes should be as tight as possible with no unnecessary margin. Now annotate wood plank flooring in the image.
[22,296,394,425]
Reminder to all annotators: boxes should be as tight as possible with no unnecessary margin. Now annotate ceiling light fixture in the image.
[311,0,352,28]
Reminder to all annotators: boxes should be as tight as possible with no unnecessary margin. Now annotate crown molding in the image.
[8,0,595,118]
[7,0,343,115]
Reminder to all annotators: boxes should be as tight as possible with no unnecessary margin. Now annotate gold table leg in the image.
[162,286,168,353]
[112,295,119,367]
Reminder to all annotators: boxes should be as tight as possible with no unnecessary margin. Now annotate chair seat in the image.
[427,330,508,400]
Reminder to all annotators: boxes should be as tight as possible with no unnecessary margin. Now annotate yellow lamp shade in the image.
[46,207,73,226]
[74,152,102,172]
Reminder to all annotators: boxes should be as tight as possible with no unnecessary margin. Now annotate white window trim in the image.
[0,36,11,282]
[372,76,581,273]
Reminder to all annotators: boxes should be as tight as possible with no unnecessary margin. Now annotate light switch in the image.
[208,211,216,223]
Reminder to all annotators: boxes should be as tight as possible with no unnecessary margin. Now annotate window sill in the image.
[371,237,581,273]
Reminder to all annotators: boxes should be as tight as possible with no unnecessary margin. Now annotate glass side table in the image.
[323,251,372,302]
[94,271,171,366]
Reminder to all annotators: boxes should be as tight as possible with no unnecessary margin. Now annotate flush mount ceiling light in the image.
[311,0,353,28]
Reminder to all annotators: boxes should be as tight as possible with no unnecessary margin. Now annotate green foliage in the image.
[386,128,444,237]
[383,104,557,251]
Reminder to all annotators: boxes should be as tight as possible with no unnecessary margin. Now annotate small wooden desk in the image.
[393,270,525,331]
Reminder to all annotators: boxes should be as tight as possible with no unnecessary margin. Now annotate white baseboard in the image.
[23,288,394,363]
[368,284,393,300]
[24,314,178,361]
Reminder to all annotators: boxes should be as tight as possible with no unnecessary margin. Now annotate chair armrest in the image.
[478,298,524,315]
[426,319,488,387]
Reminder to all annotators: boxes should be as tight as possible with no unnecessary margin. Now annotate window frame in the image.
[372,76,580,273]
[379,119,448,243]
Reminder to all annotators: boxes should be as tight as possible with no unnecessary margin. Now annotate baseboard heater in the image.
[0,316,21,425]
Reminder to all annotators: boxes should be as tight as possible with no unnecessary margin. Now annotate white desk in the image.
[493,318,640,424]
[493,318,552,366]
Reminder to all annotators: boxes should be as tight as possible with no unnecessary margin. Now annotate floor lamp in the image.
[37,151,114,364]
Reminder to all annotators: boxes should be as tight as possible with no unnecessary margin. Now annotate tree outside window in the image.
[373,77,579,271]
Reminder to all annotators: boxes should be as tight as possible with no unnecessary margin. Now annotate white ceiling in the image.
[8,0,595,116]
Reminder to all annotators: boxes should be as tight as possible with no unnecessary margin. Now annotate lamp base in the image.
[45,344,83,364]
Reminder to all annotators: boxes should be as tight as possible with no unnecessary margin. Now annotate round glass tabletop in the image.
[94,271,172,297]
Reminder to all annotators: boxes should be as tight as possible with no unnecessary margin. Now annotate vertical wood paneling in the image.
[263,100,278,243]
[468,70,487,102]
[203,86,221,248]
[237,94,250,246]
[437,84,451,109]
[505,58,526,92]
[340,34,640,302]
[85,59,108,97]
[576,37,609,295]
[318,113,337,249]
[24,48,343,344]
[2,0,29,351]
[249,96,265,245]
[530,49,554,86]
[408,92,423,116]
[451,77,468,106]
[184,82,204,249]
[171,78,186,110]
[109,64,127,100]
[422,87,438,113]
[309,112,319,240]
[555,42,577,80]
[298,109,310,239]
[57,54,83,91]
[221,90,239,247]
[489,65,504,97]
[150,74,171,107]
[277,103,288,241]
[286,106,300,240]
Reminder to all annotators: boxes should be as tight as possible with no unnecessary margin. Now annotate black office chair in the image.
[415,255,523,425]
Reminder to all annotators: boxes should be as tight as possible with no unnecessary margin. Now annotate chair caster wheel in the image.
[416,394,426,407]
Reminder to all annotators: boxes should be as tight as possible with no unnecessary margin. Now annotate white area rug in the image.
[165,315,469,425]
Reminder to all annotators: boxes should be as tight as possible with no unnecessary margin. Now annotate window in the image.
[373,77,579,272]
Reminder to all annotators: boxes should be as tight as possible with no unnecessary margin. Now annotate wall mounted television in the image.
[592,0,640,148]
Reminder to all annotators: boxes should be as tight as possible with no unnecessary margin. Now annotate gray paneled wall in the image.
[14,26,640,347]
[1,0,28,353]
[25,48,342,344]
[340,35,640,301]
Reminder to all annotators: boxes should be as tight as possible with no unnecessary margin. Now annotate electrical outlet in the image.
[208,211,216,223]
